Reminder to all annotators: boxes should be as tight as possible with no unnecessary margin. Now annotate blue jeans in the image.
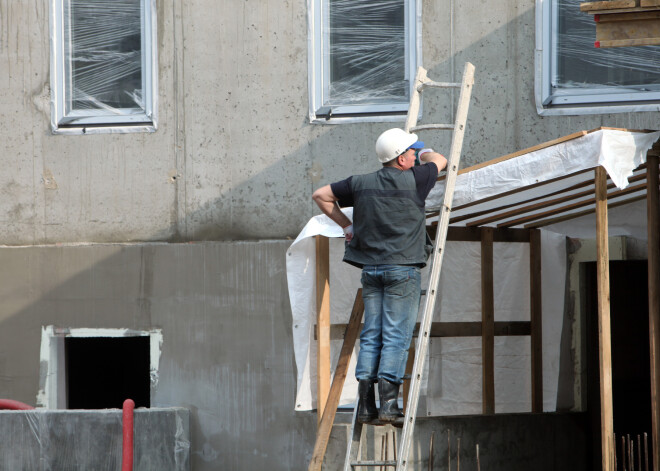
[356,264,422,384]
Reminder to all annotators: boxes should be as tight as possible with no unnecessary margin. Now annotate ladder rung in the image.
[418,80,461,90]
[351,460,397,467]
[410,124,455,132]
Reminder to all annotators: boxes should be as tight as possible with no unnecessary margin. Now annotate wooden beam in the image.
[530,229,543,413]
[595,166,615,471]
[463,172,646,227]
[319,321,532,340]
[580,0,636,11]
[443,226,530,242]
[524,194,647,229]
[647,155,660,471]
[481,227,495,414]
[315,235,331,427]
[497,182,647,228]
[308,290,364,471]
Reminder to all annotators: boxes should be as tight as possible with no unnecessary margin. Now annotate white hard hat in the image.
[375,128,423,163]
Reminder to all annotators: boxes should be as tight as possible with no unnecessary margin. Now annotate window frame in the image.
[535,0,660,116]
[308,0,421,124]
[50,0,158,134]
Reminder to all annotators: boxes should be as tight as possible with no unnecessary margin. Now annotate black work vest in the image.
[343,167,432,269]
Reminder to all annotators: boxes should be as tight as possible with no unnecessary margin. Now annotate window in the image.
[308,0,419,123]
[37,327,162,409]
[536,0,660,115]
[51,0,157,133]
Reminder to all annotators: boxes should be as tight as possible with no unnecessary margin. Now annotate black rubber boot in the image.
[357,379,379,424]
[378,378,404,424]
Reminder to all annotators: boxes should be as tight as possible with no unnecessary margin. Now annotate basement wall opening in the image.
[66,336,150,409]
[38,327,162,409]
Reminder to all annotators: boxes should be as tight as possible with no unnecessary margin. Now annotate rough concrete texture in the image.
[0,241,317,471]
[0,1,657,245]
[0,408,190,471]
[326,412,589,471]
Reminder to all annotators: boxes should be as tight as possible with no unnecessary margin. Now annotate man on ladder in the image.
[312,128,446,425]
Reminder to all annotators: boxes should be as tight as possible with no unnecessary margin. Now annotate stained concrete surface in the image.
[0,408,190,471]
[0,1,657,245]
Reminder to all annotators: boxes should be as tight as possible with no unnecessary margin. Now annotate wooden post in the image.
[595,166,615,471]
[530,229,543,412]
[481,227,495,414]
[308,290,364,471]
[316,235,331,426]
[647,155,660,471]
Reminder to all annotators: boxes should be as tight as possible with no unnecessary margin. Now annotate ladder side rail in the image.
[343,405,364,471]
[403,67,428,132]
[396,62,475,471]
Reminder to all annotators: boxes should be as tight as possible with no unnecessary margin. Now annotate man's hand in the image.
[419,149,448,172]
[343,224,354,243]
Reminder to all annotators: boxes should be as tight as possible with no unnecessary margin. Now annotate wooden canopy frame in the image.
[312,127,660,471]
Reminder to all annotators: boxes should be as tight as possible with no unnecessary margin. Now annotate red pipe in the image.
[122,399,135,471]
[0,399,35,410]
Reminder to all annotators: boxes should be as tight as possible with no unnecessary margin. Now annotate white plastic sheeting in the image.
[288,129,659,413]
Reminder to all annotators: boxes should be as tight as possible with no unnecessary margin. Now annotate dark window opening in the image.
[66,336,151,409]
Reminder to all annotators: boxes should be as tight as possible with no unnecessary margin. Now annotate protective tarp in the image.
[325,0,409,106]
[0,409,190,470]
[288,129,659,412]
[63,0,144,114]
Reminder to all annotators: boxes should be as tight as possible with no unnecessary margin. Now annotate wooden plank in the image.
[315,235,331,427]
[321,321,532,340]
[524,195,647,229]
[595,166,615,471]
[481,227,495,414]
[497,182,647,228]
[596,37,660,47]
[596,9,660,20]
[580,0,636,12]
[642,0,660,6]
[308,290,365,471]
[463,173,647,227]
[529,229,543,413]
[439,131,588,178]
[443,226,530,242]
[441,168,596,214]
[452,171,647,226]
[646,155,660,471]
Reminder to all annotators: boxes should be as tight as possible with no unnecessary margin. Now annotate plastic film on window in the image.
[555,0,660,91]
[325,0,409,106]
[64,0,144,114]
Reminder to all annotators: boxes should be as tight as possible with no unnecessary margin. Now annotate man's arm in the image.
[419,150,447,172]
[312,185,354,241]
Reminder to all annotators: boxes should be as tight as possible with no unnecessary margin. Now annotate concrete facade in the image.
[0,0,657,245]
[0,0,657,470]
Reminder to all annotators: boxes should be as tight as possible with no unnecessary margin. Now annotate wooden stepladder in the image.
[307,62,475,471]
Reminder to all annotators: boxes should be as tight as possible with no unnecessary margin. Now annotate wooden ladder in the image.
[308,62,475,471]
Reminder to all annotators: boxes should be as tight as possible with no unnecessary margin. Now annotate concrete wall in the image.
[0,241,317,471]
[0,0,657,245]
[0,408,190,471]
[0,1,653,469]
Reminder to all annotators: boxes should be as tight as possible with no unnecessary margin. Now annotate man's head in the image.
[375,128,424,168]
